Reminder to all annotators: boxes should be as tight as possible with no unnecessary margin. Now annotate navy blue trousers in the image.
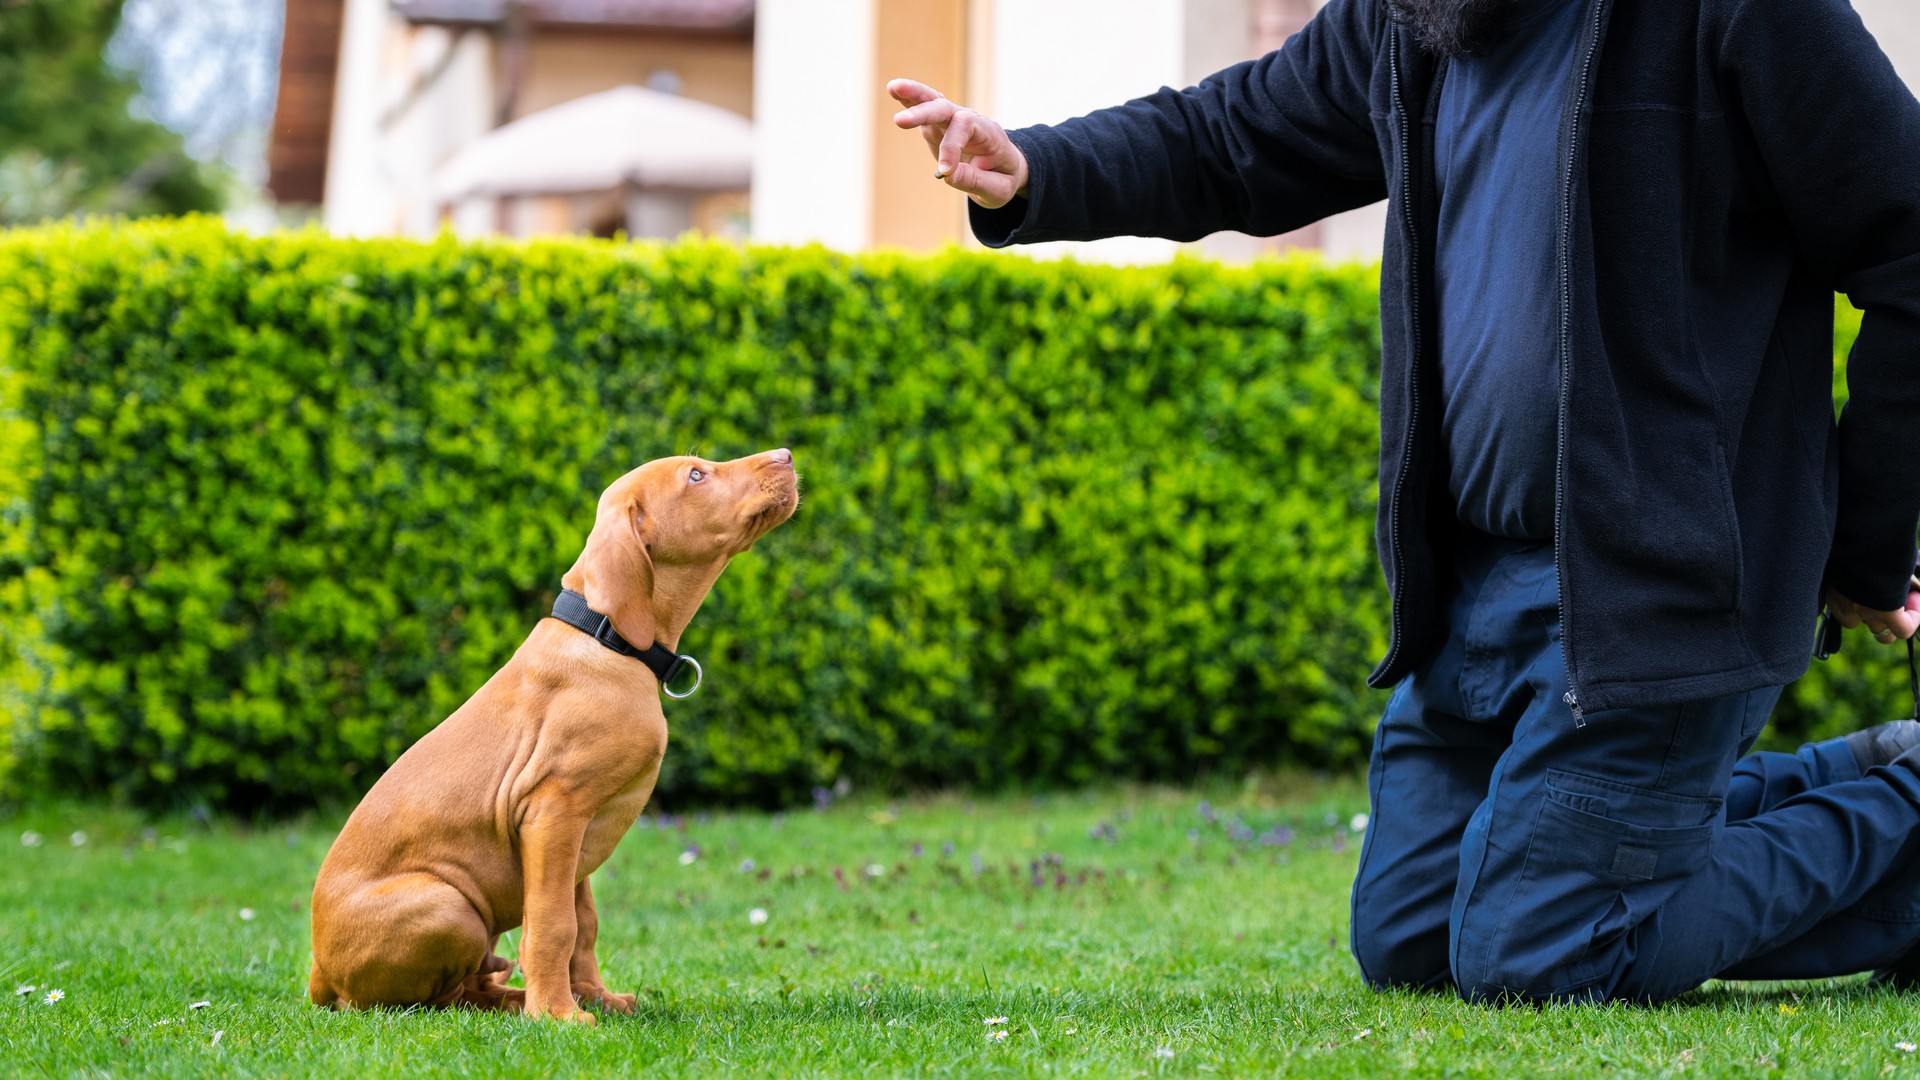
[1350,537,1920,1003]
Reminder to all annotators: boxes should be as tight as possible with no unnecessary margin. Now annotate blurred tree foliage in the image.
[0,0,223,224]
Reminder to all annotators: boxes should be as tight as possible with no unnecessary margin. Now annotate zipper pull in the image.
[1564,690,1586,728]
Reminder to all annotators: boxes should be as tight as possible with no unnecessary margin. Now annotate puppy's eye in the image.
[688,468,706,483]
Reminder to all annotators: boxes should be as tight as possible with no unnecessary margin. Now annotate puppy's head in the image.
[564,448,799,646]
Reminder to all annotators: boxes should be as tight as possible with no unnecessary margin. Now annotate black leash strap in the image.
[1910,637,1919,722]
[548,588,703,699]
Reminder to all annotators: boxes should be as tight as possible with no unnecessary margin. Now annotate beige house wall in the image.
[985,0,1189,264]
[514,32,755,121]
[869,0,970,250]
[751,0,875,249]
[325,2,495,236]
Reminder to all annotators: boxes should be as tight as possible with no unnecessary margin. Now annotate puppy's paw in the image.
[572,982,637,1015]
[522,993,593,1024]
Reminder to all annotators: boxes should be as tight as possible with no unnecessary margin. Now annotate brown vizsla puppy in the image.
[308,449,799,1022]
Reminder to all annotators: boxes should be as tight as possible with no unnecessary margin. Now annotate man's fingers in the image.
[942,160,978,191]
[941,161,1013,209]
[936,110,980,177]
[1897,590,1920,640]
[886,78,944,107]
[892,99,956,130]
[1861,608,1918,642]
[1825,585,1920,641]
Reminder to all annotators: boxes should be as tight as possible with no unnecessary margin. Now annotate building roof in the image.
[392,0,754,32]
[430,85,752,201]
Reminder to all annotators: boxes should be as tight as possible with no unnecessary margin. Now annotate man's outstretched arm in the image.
[889,0,1388,247]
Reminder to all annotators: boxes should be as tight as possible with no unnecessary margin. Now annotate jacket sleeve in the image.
[969,0,1388,248]
[1722,0,1920,611]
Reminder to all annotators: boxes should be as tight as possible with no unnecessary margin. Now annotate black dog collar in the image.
[549,589,703,699]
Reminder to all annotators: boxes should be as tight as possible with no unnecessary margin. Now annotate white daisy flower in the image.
[238,908,255,921]
[986,1030,1008,1042]
[69,831,86,847]
[677,850,698,866]
[189,1001,211,1010]
[43,989,63,1004]
[983,1016,1008,1026]
[1899,1041,1917,1054]
[748,908,769,926]
[20,831,42,848]
[1153,1046,1175,1059]
[1350,813,1370,833]
[865,864,885,878]
[13,984,34,996]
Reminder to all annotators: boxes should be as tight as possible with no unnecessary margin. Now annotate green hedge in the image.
[0,220,1901,811]
[0,219,1392,810]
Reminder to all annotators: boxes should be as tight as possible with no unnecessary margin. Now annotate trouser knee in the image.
[1350,893,1451,991]
[1450,885,1621,1005]
[1451,952,1605,1005]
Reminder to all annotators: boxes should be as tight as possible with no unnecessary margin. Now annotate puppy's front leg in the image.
[570,877,637,1015]
[518,806,595,1024]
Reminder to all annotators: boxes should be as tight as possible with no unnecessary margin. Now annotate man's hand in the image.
[887,78,1030,210]
[1826,578,1920,644]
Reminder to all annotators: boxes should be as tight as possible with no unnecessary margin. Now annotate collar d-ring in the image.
[662,655,703,700]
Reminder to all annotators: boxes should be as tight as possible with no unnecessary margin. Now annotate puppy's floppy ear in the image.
[578,501,656,646]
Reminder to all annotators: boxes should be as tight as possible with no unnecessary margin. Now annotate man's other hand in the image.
[1826,579,1920,644]
[887,79,1030,209]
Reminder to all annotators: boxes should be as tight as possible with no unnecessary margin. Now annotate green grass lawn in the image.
[5,776,1920,1078]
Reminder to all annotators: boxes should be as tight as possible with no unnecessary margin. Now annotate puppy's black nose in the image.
[768,448,793,467]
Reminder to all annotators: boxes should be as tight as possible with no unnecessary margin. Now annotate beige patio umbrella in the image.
[431,84,752,201]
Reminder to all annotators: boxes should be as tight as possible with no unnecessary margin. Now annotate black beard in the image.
[1384,0,1513,58]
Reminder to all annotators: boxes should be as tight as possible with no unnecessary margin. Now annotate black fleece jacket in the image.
[971,0,1920,716]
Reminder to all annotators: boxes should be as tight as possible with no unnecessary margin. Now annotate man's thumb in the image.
[942,161,990,198]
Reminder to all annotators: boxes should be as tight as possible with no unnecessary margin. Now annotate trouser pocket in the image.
[1476,770,1719,998]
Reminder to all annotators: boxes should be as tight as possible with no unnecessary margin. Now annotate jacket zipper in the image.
[1378,29,1421,683]
[1555,0,1610,728]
